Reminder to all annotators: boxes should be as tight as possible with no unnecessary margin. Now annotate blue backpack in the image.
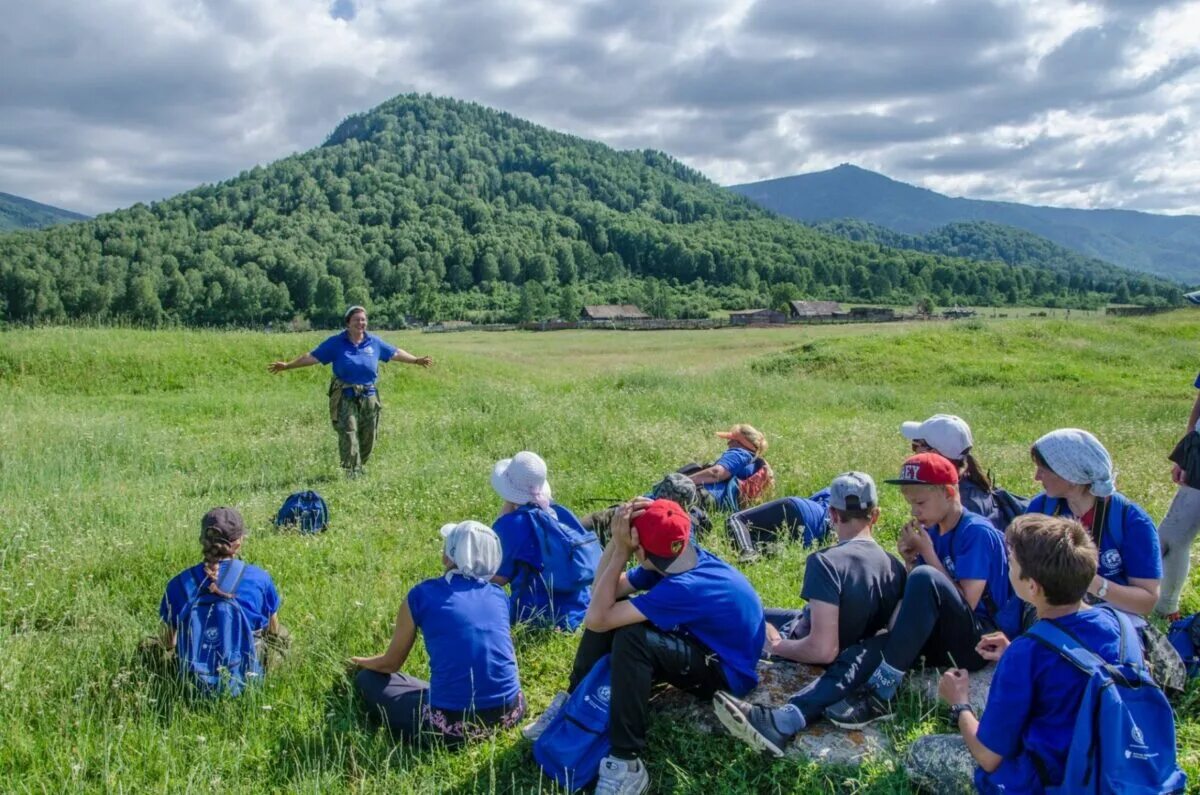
[176,560,262,696]
[1026,608,1187,794]
[275,490,329,534]
[533,655,612,790]
[1168,614,1200,678]
[522,506,600,594]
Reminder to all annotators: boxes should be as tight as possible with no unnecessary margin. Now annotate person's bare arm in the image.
[389,349,433,367]
[1092,575,1159,616]
[939,669,1003,772]
[767,601,840,665]
[269,353,319,373]
[350,600,417,674]
[585,502,649,632]
[1188,389,1200,435]
[688,465,730,486]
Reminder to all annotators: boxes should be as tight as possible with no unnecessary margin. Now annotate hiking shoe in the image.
[520,690,568,741]
[712,691,788,757]
[594,755,649,795]
[826,691,895,730]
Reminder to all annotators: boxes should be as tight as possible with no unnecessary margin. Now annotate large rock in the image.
[907,663,996,712]
[651,659,891,767]
[905,734,976,793]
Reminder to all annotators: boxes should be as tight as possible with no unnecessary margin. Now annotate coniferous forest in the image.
[0,95,1181,327]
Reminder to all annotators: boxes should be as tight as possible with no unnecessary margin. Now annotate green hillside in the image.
[0,191,88,232]
[0,96,1179,327]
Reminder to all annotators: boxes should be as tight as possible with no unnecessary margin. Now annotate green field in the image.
[2,312,1198,793]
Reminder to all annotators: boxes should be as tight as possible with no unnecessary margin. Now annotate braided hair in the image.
[199,507,246,599]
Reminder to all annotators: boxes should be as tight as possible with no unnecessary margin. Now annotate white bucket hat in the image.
[440,520,502,581]
[491,451,553,508]
[901,414,974,460]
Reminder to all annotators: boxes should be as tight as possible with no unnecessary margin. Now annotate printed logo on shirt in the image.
[942,556,957,577]
[1101,548,1123,574]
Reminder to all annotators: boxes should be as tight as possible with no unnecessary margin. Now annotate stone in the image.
[907,663,996,713]
[905,733,976,793]
[651,659,891,767]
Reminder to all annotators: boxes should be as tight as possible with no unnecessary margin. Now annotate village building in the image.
[580,304,650,320]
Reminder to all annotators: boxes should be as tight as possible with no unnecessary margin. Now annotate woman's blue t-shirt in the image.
[310,331,398,387]
[160,560,280,631]
[626,548,766,696]
[1026,492,1162,587]
[703,447,756,509]
[976,608,1123,791]
[407,574,522,712]
[918,511,1019,635]
[493,504,590,631]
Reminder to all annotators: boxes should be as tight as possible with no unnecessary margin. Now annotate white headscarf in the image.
[439,520,502,582]
[1034,428,1116,498]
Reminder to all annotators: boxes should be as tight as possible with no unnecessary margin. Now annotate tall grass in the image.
[1,313,1197,792]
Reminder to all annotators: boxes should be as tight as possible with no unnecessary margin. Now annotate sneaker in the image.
[520,691,568,741]
[594,755,649,795]
[712,691,788,757]
[826,690,895,730]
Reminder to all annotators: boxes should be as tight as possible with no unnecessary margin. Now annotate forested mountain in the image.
[732,165,1200,283]
[815,219,1156,301]
[0,192,88,232]
[0,96,1180,327]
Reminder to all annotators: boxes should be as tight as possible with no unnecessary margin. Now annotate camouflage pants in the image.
[332,392,381,472]
[905,734,977,794]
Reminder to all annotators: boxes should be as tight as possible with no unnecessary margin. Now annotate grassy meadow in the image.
[1,311,1198,793]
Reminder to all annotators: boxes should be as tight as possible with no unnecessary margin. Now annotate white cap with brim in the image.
[440,520,502,581]
[901,414,974,460]
[490,452,553,507]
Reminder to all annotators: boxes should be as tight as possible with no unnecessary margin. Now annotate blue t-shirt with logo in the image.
[493,504,591,631]
[627,548,766,696]
[407,574,522,712]
[918,510,1018,635]
[976,607,1123,791]
[160,560,280,632]
[703,447,756,509]
[310,332,398,387]
[1026,492,1162,587]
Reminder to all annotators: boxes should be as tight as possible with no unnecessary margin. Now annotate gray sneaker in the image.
[521,690,568,741]
[712,691,788,757]
[594,755,649,795]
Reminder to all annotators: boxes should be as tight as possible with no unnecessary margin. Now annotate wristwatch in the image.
[949,703,975,724]
[1096,578,1110,600]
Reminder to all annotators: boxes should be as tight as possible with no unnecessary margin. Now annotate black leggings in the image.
[569,624,728,758]
[880,565,991,673]
[355,670,525,744]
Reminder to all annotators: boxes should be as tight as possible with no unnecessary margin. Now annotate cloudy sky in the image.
[2,0,1199,216]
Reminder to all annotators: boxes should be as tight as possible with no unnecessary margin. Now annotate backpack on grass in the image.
[1026,607,1187,794]
[1168,613,1200,678]
[533,655,612,791]
[736,458,775,509]
[275,490,329,534]
[177,560,262,696]
[523,506,601,594]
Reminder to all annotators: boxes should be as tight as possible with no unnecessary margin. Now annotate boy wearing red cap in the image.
[523,498,765,795]
[823,453,1018,729]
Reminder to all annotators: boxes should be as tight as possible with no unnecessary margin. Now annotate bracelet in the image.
[949,703,974,724]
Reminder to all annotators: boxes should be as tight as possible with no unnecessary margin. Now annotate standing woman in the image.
[268,306,433,476]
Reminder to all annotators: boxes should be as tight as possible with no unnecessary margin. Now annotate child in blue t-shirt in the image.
[914,514,1174,793]
[1027,428,1162,617]
[825,453,1017,730]
[352,520,525,744]
[156,507,287,673]
[489,451,592,630]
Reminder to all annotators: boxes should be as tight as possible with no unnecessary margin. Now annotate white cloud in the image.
[0,0,1198,215]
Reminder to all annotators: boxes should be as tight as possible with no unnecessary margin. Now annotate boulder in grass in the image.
[651,659,891,767]
[905,733,977,793]
[907,663,996,712]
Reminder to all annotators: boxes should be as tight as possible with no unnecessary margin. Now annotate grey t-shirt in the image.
[801,537,907,652]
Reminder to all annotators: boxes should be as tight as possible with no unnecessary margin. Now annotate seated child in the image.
[352,520,525,744]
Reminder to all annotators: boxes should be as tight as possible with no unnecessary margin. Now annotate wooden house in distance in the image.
[730,308,788,325]
[788,300,843,320]
[581,304,650,320]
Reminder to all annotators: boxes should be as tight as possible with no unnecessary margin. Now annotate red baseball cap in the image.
[885,453,960,486]
[632,499,697,574]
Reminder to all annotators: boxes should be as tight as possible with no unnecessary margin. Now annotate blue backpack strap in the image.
[1109,607,1143,668]
[216,559,248,598]
[1026,616,1107,677]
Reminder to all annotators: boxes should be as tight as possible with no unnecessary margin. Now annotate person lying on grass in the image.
[522,498,765,795]
[910,514,1186,793]
[682,423,768,511]
[1026,428,1162,617]
[351,520,525,745]
[490,451,594,631]
[153,507,289,685]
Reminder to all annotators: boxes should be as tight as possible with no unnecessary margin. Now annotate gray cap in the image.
[650,473,699,510]
[828,472,878,512]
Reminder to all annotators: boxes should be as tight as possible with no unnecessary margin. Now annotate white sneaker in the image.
[594,755,649,795]
[521,690,568,741]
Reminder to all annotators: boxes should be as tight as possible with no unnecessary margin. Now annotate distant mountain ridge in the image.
[731,165,1200,283]
[0,192,89,231]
